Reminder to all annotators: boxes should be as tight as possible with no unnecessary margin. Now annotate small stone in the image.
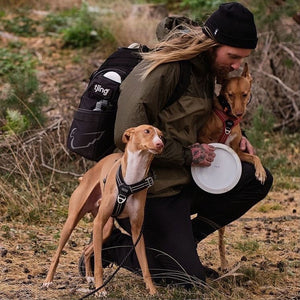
[277,261,285,272]
[1,248,8,257]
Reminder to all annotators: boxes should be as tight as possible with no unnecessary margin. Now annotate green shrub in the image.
[0,47,36,77]
[2,14,40,37]
[61,3,116,49]
[1,109,29,134]
[1,71,48,132]
[42,12,69,34]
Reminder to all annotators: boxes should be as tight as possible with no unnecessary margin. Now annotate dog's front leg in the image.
[93,212,107,297]
[43,213,82,287]
[238,151,266,184]
[83,243,95,283]
[130,218,157,295]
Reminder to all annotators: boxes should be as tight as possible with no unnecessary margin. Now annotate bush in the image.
[61,3,116,48]
[2,14,40,37]
[1,71,48,133]
[0,47,36,77]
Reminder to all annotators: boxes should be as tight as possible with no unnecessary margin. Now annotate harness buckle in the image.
[145,176,154,187]
[225,119,234,135]
[117,194,127,204]
[225,127,231,135]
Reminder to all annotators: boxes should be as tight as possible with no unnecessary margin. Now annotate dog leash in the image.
[79,225,144,299]
[111,165,154,217]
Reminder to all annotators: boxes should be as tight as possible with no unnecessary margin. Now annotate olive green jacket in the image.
[114,52,215,197]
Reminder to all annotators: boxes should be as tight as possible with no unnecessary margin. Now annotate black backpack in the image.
[67,45,191,161]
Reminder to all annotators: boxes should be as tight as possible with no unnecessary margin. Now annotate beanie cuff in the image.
[202,26,258,49]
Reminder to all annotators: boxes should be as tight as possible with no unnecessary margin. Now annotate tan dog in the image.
[198,63,266,270]
[43,125,164,296]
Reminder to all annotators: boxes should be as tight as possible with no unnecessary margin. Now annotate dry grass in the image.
[0,1,299,299]
[94,0,168,48]
[0,190,299,299]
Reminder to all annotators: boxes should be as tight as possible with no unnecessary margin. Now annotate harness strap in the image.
[111,166,154,217]
[214,109,241,144]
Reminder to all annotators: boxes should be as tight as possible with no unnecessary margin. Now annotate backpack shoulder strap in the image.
[164,60,192,108]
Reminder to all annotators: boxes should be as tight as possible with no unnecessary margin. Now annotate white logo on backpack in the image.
[94,84,110,96]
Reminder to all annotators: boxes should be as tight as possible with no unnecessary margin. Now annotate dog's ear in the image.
[241,63,252,83]
[122,127,135,144]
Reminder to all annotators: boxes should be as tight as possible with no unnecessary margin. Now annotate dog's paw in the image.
[147,285,157,296]
[95,289,107,298]
[41,281,53,289]
[255,168,266,184]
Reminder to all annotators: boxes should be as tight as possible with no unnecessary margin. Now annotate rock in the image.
[277,261,285,272]
[1,247,8,257]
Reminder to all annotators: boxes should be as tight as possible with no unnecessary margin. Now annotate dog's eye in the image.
[242,93,248,98]
[144,129,150,134]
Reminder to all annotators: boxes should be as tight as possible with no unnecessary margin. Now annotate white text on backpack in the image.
[94,84,110,96]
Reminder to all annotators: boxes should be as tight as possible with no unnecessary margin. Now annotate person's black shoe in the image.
[203,265,219,279]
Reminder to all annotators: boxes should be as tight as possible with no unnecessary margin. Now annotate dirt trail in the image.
[0,190,299,299]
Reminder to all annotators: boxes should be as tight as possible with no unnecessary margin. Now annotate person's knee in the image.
[265,167,273,188]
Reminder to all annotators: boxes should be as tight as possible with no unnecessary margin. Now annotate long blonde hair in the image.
[141,25,219,79]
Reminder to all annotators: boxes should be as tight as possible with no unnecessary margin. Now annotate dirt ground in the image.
[0,190,299,299]
[0,5,299,300]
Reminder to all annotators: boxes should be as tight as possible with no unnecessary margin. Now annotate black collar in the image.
[111,165,154,217]
[217,94,252,113]
[217,94,231,113]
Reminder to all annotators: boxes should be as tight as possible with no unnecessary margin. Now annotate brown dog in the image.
[43,125,164,296]
[198,63,266,270]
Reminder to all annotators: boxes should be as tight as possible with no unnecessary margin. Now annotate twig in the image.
[278,43,300,67]
[213,263,244,282]
[257,70,300,96]
[39,139,82,177]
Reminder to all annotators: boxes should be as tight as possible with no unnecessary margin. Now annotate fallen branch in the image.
[278,43,300,67]
[257,70,300,96]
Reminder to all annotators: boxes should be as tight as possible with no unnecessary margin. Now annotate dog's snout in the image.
[155,138,164,150]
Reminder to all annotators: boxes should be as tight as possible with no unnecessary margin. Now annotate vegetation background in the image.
[0,0,299,299]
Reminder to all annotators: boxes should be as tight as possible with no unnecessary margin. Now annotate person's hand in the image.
[189,143,215,167]
[239,136,255,155]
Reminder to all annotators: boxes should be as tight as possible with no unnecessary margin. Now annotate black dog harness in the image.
[111,166,154,218]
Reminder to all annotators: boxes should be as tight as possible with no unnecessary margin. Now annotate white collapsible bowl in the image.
[191,143,242,194]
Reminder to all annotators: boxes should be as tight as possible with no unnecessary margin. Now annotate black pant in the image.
[98,162,273,286]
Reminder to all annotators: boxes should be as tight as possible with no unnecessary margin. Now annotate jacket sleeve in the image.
[114,61,192,167]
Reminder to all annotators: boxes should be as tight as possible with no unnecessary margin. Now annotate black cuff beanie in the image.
[202,2,258,49]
